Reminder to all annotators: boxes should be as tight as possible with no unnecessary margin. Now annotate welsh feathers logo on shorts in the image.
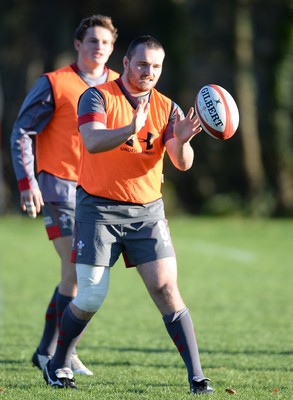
[77,240,85,256]
[59,213,71,229]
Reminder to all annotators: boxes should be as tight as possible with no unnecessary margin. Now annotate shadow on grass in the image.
[84,344,293,356]
[78,345,293,372]
[2,346,292,373]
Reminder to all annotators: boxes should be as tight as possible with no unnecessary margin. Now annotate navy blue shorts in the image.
[72,219,175,267]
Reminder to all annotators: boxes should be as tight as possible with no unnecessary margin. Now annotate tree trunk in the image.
[273,24,293,214]
[0,75,6,214]
[235,2,266,213]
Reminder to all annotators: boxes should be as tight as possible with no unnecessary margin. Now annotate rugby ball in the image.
[195,84,239,140]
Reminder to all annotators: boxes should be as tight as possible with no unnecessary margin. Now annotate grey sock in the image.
[163,307,204,382]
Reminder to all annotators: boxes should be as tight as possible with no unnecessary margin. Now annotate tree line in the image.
[0,0,292,217]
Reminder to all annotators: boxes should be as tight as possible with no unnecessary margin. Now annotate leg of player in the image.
[43,264,110,389]
[32,286,59,369]
[33,237,93,376]
[55,236,77,297]
[54,236,93,376]
[136,257,213,395]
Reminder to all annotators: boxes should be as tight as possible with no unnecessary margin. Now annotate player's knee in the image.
[154,282,173,298]
[72,264,110,313]
[74,285,108,312]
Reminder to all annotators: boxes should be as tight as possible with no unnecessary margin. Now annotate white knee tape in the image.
[72,264,110,312]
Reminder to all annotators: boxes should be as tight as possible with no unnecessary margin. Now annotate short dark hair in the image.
[74,14,118,43]
[125,35,164,60]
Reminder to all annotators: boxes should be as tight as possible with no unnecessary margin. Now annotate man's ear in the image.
[123,56,129,70]
[74,39,81,51]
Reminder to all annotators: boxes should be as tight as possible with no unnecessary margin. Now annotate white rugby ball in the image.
[195,84,239,140]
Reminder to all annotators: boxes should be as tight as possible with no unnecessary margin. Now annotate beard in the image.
[126,67,155,93]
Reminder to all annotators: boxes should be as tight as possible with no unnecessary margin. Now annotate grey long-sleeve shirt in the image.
[10,65,109,202]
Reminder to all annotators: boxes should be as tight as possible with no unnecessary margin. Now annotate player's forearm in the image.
[167,138,194,171]
[10,128,39,191]
[80,124,135,154]
[174,143,194,171]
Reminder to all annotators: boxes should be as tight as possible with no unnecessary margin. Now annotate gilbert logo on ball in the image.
[195,84,239,140]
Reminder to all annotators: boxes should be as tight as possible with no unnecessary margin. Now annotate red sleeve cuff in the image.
[18,177,32,192]
[78,112,106,127]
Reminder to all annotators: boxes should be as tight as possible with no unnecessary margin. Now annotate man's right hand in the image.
[20,188,44,218]
[131,99,150,135]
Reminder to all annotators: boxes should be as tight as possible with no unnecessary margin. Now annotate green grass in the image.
[0,215,292,399]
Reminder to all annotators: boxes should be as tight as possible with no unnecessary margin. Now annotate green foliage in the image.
[0,215,292,399]
[1,1,293,216]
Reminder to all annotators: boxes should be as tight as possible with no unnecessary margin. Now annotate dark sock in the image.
[50,305,88,370]
[163,307,204,383]
[56,290,74,328]
[55,290,77,354]
[38,286,59,356]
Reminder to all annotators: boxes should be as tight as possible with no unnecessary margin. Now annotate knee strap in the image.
[72,264,110,312]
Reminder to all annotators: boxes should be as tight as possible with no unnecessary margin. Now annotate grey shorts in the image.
[42,202,75,240]
[71,219,175,267]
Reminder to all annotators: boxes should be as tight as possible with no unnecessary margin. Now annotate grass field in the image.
[0,215,292,399]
